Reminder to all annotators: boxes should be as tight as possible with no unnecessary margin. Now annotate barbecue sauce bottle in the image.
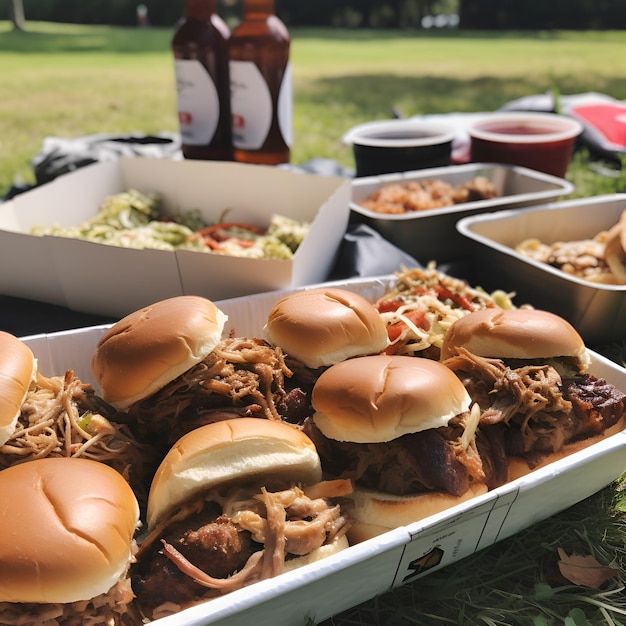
[172,0,233,161]
[228,0,292,164]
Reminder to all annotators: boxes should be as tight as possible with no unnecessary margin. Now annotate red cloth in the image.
[568,102,626,149]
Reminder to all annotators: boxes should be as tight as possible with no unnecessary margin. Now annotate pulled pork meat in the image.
[0,576,141,626]
[132,484,351,621]
[443,348,626,461]
[0,370,152,502]
[128,337,309,448]
[303,410,501,495]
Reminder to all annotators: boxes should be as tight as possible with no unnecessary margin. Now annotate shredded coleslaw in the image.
[30,189,310,260]
[376,264,516,357]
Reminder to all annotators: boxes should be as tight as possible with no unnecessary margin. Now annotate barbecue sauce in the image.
[228,0,292,164]
[172,0,233,161]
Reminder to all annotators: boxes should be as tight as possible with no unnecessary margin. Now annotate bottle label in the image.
[278,62,293,148]
[174,59,219,145]
[230,60,273,150]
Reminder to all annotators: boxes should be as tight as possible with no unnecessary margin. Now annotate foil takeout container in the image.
[456,194,626,344]
[349,162,574,264]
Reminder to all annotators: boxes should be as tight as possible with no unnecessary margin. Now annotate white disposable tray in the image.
[21,276,626,626]
[0,158,351,318]
[456,194,626,344]
[349,163,574,264]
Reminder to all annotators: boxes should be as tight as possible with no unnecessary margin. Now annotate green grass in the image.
[2,23,626,196]
[2,22,626,625]
[0,21,177,193]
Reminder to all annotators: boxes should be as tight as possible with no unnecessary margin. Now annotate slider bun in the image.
[312,355,472,444]
[346,482,488,543]
[0,331,36,447]
[263,287,389,368]
[92,295,228,410]
[0,458,139,604]
[147,418,322,529]
[440,307,591,371]
[284,534,350,572]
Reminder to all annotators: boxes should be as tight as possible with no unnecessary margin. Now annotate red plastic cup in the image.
[468,112,583,178]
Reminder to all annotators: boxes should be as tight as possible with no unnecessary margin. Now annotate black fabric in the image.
[0,295,115,337]
[329,224,420,280]
[31,132,182,186]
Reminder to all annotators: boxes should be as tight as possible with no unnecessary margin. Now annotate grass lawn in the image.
[1,22,626,196]
[1,21,626,625]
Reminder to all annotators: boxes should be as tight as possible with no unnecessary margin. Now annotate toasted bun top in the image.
[0,458,139,604]
[92,295,228,410]
[263,287,389,368]
[147,418,322,529]
[311,355,472,444]
[0,331,36,446]
[440,307,591,371]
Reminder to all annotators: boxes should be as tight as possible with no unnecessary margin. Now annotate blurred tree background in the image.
[459,0,626,29]
[3,0,624,30]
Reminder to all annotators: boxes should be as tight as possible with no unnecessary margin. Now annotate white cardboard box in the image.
[0,158,351,319]
[21,277,626,626]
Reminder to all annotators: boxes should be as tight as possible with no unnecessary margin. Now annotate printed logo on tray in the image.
[392,489,520,588]
[402,546,445,582]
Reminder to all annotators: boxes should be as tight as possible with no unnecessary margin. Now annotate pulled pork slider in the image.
[92,295,304,449]
[0,331,149,503]
[263,287,389,371]
[92,295,228,411]
[304,355,495,542]
[0,457,141,626]
[132,418,351,621]
[440,308,626,479]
